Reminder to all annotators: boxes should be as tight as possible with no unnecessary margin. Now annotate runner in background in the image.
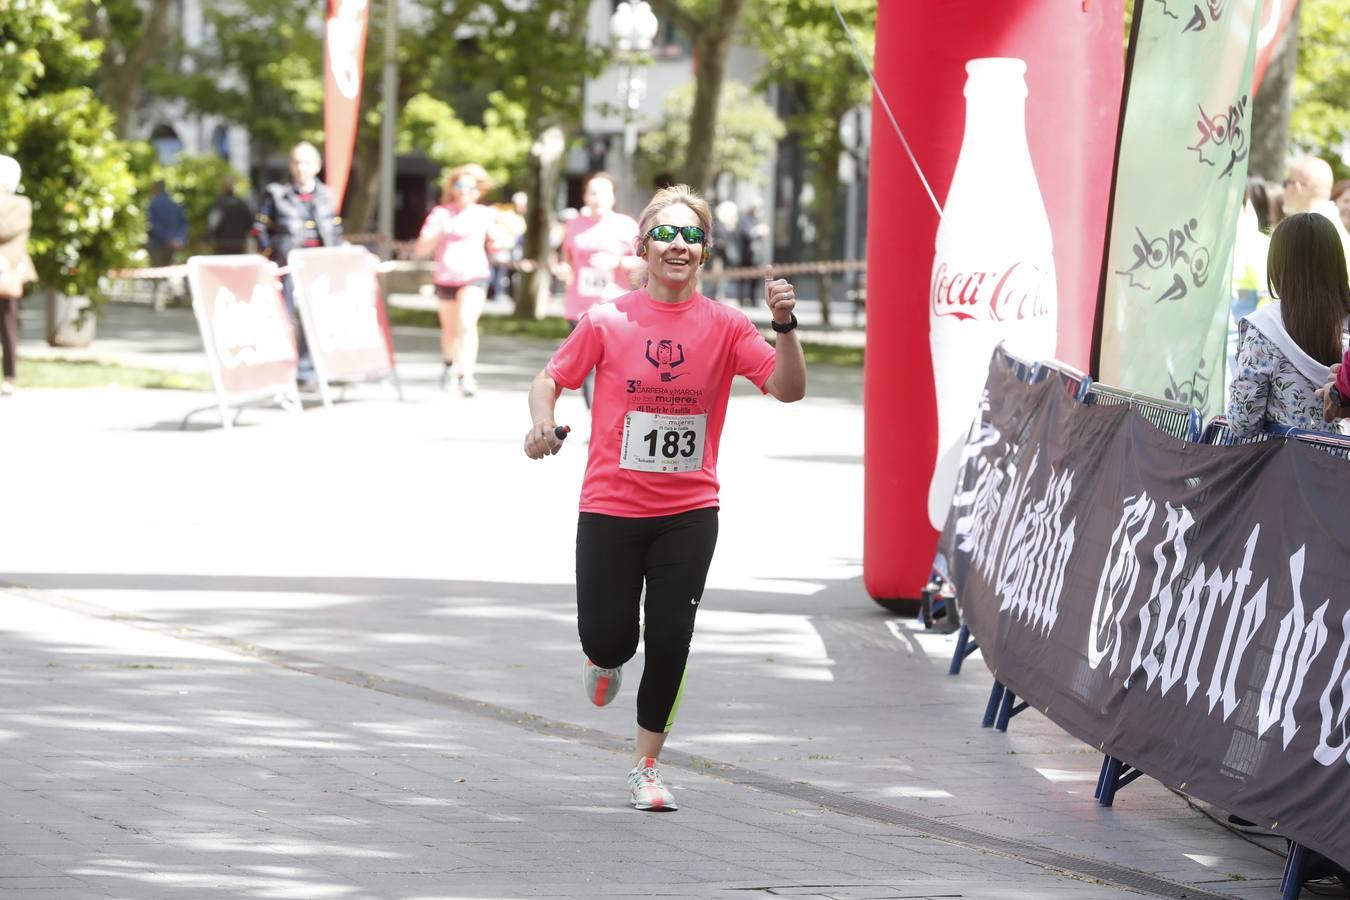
[414,164,506,397]
[523,184,806,811]
[557,172,642,408]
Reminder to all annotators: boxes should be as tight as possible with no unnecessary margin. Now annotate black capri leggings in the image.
[576,507,719,733]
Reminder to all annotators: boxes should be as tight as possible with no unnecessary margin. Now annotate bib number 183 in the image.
[621,411,706,473]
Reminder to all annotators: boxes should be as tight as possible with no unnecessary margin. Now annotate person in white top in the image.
[1282,157,1350,281]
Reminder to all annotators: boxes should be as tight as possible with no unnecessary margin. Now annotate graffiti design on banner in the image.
[1188,95,1249,179]
[1163,357,1211,410]
[327,0,368,99]
[1116,218,1213,304]
[212,284,294,369]
[1154,0,1226,32]
[1084,492,1350,763]
[310,271,384,353]
[950,402,1077,637]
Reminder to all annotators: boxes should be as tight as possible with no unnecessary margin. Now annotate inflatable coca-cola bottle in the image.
[926,57,1058,530]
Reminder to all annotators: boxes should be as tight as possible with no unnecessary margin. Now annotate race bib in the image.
[620,411,707,473]
[577,266,615,297]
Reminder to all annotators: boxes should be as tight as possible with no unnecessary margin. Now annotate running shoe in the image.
[628,757,677,811]
[583,659,622,706]
[459,373,478,397]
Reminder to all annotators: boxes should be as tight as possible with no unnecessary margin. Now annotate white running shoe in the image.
[458,373,478,397]
[583,659,622,706]
[628,757,677,811]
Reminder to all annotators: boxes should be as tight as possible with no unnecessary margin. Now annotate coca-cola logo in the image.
[930,260,1053,323]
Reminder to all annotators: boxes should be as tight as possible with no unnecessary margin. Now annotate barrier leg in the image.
[994,688,1028,732]
[949,625,979,675]
[982,681,1004,728]
[1094,755,1144,807]
[1281,842,1309,900]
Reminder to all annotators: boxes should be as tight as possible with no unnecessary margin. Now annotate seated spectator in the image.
[1227,212,1350,438]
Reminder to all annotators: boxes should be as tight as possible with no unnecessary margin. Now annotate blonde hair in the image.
[442,163,493,204]
[637,184,714,248]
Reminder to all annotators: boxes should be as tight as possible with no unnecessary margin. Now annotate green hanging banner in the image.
[1094,0,1263,417]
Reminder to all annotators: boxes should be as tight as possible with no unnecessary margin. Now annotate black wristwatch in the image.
[770,313,798,334]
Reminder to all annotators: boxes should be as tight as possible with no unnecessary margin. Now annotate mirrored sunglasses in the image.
[645,224,706,245]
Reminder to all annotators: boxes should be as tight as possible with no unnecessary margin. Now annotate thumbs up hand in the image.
[764,266,796,326]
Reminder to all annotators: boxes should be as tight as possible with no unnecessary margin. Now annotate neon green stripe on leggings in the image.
[664,668,688,732]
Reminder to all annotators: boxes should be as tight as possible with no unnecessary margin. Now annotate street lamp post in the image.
[608,1,659,213]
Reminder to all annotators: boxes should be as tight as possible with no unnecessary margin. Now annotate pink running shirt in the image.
[419,202,495,286]
[562,212,640,321]
[546,289,777,518]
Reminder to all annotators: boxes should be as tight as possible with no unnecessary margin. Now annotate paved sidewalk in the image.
[0,302,1311,900]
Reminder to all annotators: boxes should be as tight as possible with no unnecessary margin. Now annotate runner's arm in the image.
[524,370,566,458]
[762,272,806,402]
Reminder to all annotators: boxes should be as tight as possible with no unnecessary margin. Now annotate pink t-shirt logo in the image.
[645,339,688,382]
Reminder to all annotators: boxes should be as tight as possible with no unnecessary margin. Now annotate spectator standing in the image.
[208,176,254,255]
[253,141,344,390]
[710,199,740,304]
[0,155,37,396]
[1333,179,1350,233]
[736,198,769,307]
[1282,157,1350,279]
[147,180,188,309]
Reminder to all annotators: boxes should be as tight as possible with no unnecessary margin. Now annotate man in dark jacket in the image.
[208,176,254,255]
[253,141,344,389]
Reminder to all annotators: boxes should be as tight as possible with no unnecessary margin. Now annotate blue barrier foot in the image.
[994,688,1028,732]
[949,625,979,675]
[1281,842,1309,900]
[982,680,1004,728]
[1094,755,1143,807]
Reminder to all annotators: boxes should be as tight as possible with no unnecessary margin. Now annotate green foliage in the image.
[399,92,531,191]
[147,0,324,158]
[637,81,785,187]
[156,156,249,255]
[746,0,873,166]
[1,0,146,302]
[1291,0,1350,179]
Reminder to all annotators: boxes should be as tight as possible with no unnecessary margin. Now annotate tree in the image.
[456,0,608,318]
[1,0,144,303]
[637,81,784,191]
[746,0,873,325]
[88,0,177,138]
[647,0,752,193]
[1249,2,1299,181]
[1289,0,1350,180]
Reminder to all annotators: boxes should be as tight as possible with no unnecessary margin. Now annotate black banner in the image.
[940,349,1350,867]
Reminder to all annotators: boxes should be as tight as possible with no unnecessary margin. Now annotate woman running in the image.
[415,163,502,397]
[523,184,806,811]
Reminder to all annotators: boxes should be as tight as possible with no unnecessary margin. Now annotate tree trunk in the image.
[1249,2,1299,182]
[344,131,383,239]
[516,125,565,319]
[676,0,748,193]
[99,0,175,139]
[813,137,843,328]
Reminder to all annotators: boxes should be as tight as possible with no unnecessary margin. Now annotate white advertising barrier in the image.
[288,245,400,406]
[186,255,299,429]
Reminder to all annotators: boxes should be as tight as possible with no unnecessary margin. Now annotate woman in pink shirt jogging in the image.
[523,184,806,811]
[415,163,503,397]
[558,172,642,408]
